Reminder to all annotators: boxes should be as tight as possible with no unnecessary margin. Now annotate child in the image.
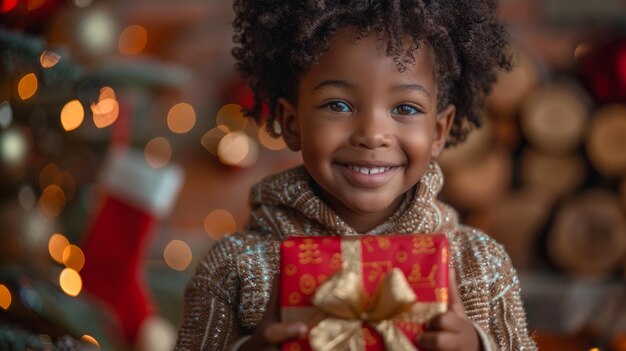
[176,0,536,350]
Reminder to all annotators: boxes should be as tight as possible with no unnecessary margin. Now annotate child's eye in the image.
[391,104,422,116]
[323,100,352,113]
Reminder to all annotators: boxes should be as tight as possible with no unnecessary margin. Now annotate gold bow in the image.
[305,238,446,351]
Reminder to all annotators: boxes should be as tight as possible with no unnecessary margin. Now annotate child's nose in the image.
[348,112,393,149]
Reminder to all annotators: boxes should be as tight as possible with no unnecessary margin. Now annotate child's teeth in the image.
[347,165,389,174]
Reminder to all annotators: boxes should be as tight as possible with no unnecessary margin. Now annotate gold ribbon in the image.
[305,238,446,351]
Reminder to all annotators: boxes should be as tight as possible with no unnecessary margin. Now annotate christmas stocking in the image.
[80,147,183,343]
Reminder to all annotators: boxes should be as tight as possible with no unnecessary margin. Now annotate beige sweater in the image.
[175,162,537,350]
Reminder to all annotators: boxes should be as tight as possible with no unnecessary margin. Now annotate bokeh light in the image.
[217,131,252,166]
[53,171,76,201]
[18,73,38,100]
[81,335,100,349]
[258,123,287,151]
[59,268,82,297]
[40,50,61,68]
[99,86,116,100]
[167,103,196,134]
[0,101,13,128]
[204,209,237,240]
[0,0,18,13]
[200,125,229,156]
[91,98,119,128]
[60,100,85,131]
[0,128,28,166]
[48,233,70,264]
[39,184,66,218]
[39,163,60,190]
[144,137,172,169]
[74,0,92,8]
[575,43,592,60]
[79,11,116,55]
[18,185,36,210]
[216,104,247,131]
[62,244,85,272]
[119,25,148,55]
[0,284,11,310]
[163,240,192,271]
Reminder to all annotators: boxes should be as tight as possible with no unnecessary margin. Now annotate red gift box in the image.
[280,234,449,351]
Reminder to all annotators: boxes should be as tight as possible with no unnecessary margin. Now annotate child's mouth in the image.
[337,162,399,187]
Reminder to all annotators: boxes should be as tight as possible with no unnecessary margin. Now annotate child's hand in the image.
[239,274,308,351]
[418,270,481,351]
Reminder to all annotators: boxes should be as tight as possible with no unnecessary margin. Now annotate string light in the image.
[217,131,250,166]
[163,240,192,271]
[91,98,119,128]
[216,104,247,131]
[0,128,28,166]
[18,73,38,100]
[144,137,172,169]
[40,50,61,68]
[39,163,60,190]
[62,245,85,272]
[48,233,70,264]
[204,209,237,240]
[119,25,148,55]
[201,125,229,156]
[60,100,84,131]
[81,335,100,349]
[0,284,11,310]
[258,123,287,151]
[59,268,82,296]
[39,184,66,218]
[167,103,196,134]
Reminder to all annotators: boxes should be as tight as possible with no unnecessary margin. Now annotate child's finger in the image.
[447,269,466,316]
[262,322,308,343]
[426,310,464,332]
[419,330,460,350]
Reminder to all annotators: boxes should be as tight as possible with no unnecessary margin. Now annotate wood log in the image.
[437,117,494,172]
[548,191,626,277]
[586,104,626,177]
[443,147,512,211]
[488,42,541,119]
[521,82,590,155]
[487,190,553,270]
[520,147,586,200]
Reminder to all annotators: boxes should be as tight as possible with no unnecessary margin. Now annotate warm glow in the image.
[91,98,119,128]
[163,240,192,271]
[27,0,46,11]
[0,284,11,310]
[81,335,100,349]
[575,43,592,60]
[60,100,85,131]
[40,50,61,68]
[62,244,85,272]
[0,128,28,166]
[39,163,60,190]
[53,171,76,201]
[201,125,230,156]
[167,103,196,134]
[216,104,247,131]
[204,209,237,240]
[1,0,18,13]
[119,25,148,55]
[39,184,66,217]
[48,233,70,264]
[18,185,36,210]
[217,131,250,166]
[59,268,82,296]
[144,137,172,169]
[99,86,116,100]
[258,123,287,151]
[18,73,38,100]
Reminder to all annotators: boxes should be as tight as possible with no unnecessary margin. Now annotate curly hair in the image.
[232,0,512,146]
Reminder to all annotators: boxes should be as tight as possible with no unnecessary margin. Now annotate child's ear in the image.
[431,104,455,158]
[276,97,301,151]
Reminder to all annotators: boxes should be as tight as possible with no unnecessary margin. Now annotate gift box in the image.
[280,234,449,351]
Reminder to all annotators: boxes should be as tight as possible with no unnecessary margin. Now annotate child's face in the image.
[277,28,455,232]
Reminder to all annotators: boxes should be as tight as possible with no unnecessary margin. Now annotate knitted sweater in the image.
[175,162,536,350]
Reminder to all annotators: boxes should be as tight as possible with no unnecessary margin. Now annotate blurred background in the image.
[0,0,625,350]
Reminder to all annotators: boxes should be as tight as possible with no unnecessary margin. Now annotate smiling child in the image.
[175,1,536,350]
